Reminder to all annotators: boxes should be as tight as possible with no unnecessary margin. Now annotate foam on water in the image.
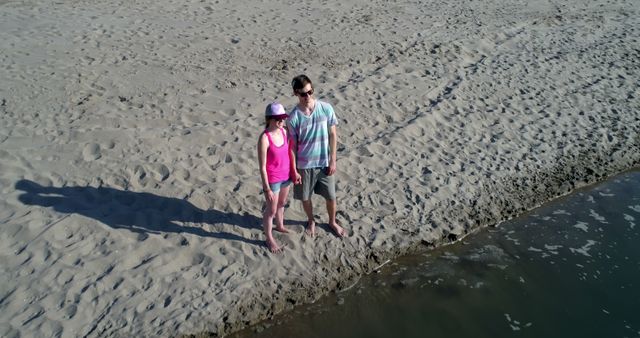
[569,239,598,257]
[589,209,608,223]
[624,214,636,229]
[573,221,589,232]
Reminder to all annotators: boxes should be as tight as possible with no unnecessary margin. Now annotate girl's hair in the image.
[265,117,282,128]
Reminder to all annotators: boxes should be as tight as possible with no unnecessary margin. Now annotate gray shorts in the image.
[293,167,336,201]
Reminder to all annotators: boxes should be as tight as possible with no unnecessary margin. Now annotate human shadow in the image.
[15,179,264,246]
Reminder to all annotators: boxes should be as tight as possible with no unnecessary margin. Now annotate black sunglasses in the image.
[296,88,314,97]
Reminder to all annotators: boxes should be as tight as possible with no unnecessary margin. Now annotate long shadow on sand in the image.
[15,179,264,246]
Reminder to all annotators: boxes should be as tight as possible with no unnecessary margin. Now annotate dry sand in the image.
[1,0,639,336]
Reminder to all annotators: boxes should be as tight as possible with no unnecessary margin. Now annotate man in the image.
[287,74,346,237]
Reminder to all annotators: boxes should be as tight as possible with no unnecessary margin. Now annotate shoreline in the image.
[205,162,640,337]
[1,0,639,337]
[226,169,640,337]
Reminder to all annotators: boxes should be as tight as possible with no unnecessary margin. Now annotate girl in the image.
[257,102,297,253]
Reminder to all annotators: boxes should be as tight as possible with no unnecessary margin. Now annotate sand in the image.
[0,0,638,336]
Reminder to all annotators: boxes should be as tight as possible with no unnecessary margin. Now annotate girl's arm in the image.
[257,134,274,201]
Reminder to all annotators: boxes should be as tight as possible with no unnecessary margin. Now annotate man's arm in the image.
[288,126,302,184]
[327,125,337,176]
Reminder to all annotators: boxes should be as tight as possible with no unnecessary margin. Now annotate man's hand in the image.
[293,172,302,184]
[327,160,336,176]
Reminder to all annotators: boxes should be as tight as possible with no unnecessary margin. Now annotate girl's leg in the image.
[274,185,290,233]
[263,191,282,253]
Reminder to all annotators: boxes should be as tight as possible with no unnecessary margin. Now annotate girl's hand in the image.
[265,189,275,202]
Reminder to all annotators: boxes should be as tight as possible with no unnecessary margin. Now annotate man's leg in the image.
[325,198,345,237]
[294,168,317,236]
[317,168,345,237]
[302,199,316,236]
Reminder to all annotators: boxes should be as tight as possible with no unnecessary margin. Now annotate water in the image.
[231,170,640,338]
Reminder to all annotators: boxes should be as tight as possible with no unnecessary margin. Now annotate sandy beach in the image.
[1,0,639,336]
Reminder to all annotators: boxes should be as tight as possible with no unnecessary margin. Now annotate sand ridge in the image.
[1,0,639,336]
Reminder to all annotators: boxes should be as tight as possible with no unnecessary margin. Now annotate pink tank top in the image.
[265,128,290,183]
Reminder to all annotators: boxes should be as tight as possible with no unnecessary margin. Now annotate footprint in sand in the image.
[133,165,147,180]
[82,143,101,161]
[150,163,170,181]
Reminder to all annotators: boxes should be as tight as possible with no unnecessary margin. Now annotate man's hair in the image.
[291,74,312,91]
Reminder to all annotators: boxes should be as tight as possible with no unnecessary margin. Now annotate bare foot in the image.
[329,222,346,238]
[274,226,290,233]
[305,220,316,237]
[266,238,284,253]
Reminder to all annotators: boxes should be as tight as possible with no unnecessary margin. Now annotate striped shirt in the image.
[287,100,338,169]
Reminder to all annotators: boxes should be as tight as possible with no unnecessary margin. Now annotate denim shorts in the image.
[269,179,292,192]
